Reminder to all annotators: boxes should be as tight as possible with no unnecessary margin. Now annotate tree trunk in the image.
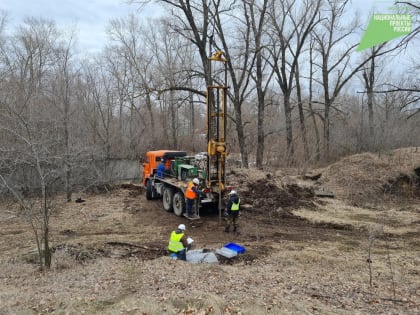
[255,55,265,170]
[64,78,72,202]
[39,164,51,269]
[145,92,155,143]
[295,63,309,162]
[250,0,269,170]
[284,94,294,164]
[309,44,321,161]
[170,89,178,149]
[322,58,331,160]
[234,100,248,168]
[366,56,375,140]
[324,100,331,159]
[308,100,321,162]
[189,78,195,151]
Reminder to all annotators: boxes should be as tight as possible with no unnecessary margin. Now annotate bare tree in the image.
[107,16,158,148]
[312,0,384,159]
[130,1,264,168]
[362,51,377,140]
[143,1,280,169]
[267,0,322,165]
[0,18,68,270]
[82,61,117,164]
[207,1,257,168]
[307,38,322,162]
[158,0,213,85]
[246,0,273,169]
[358,45,396,151]
[151,18,194,148]
[48,32,79,201]
[294,60,310,162]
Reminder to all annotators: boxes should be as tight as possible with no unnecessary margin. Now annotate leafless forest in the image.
[0,1,419,270]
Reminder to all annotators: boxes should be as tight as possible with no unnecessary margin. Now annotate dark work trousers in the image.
[170,249,186,261]
[225,211,239,231]
[186,198,195,217]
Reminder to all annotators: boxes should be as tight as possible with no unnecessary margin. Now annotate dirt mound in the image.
[319,147,420,205]
[244,179,314,213]
[226,169,316,220]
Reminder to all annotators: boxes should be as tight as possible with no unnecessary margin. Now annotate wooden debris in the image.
[314,188,335,198]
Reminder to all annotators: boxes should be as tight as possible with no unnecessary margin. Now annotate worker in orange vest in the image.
[185,178,200,218]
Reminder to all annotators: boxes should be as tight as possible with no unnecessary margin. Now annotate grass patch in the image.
[90,299,118,312]
[349,213,376,222]
[337,239,361,252]
[167,294,226,315]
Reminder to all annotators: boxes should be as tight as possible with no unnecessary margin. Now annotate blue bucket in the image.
[224,242,246,254]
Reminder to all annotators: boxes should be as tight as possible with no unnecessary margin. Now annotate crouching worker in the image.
[168,224,190,261]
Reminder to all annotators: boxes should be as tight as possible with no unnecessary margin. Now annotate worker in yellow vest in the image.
[168,224,189,260]
[224,190,241,233]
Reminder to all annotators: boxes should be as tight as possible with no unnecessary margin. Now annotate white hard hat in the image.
[229,190,237,195]
[178,224,186,231]
[192,178,199,185]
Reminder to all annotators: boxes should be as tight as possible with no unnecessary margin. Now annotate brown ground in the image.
[0,148,419,314]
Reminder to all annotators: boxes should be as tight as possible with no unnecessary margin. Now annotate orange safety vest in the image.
[185,181,197,200]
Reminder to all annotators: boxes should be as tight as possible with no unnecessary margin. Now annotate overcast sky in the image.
[1,0,162,54]
[0,1,397,55]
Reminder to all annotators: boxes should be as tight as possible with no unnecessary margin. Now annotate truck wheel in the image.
[146,180,153,200]
[162,187,174,212]
[172,192,185,216]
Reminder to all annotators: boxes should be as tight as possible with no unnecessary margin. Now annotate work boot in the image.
[224,226,230,233]
[233,226,237,232]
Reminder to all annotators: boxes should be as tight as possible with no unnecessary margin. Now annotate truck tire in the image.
[162,187,174,211]
[146,180,154,200]
[173,191,185,216]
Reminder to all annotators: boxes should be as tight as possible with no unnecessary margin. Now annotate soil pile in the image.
[243,180,314,215]
[226,169,316,220]
[318,147,420,205]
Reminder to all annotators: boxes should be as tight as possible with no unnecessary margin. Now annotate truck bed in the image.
[154,175,189,191]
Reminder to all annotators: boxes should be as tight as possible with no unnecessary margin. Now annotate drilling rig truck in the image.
[141,51,231,219]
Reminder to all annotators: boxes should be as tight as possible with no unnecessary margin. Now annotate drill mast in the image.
[206,51,228,214]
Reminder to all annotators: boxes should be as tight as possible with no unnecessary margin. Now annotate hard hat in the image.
[192,178,199,185]
[229,190,237,195]
[178,224,186,231]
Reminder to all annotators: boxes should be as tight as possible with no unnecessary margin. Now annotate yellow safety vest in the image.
[168,231,185,253]
[231,198,240,211]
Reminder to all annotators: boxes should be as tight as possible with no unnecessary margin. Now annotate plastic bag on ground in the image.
[186,249,219,264]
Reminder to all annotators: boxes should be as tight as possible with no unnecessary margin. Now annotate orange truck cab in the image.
[141,150,187,186]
